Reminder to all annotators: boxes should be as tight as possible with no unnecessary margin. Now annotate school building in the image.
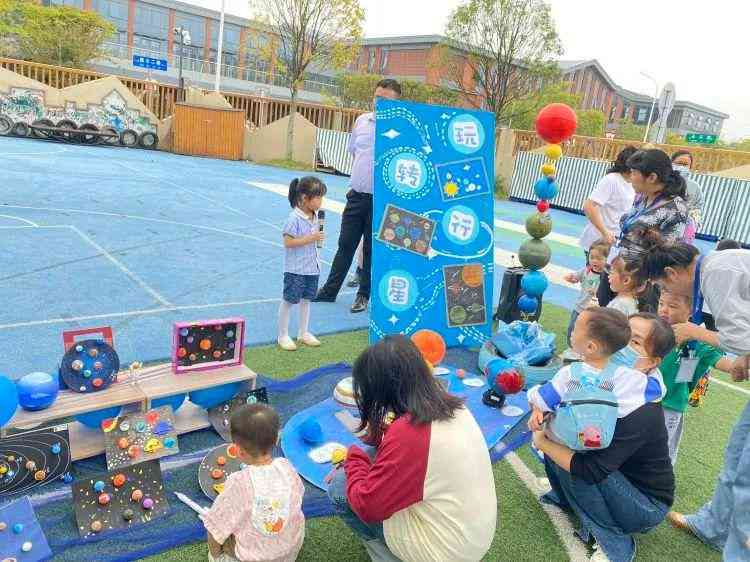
[40,0,728,136]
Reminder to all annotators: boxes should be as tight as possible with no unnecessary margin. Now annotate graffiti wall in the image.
[0,67,157,134]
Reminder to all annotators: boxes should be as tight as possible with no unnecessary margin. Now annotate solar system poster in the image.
[371,99,495,347]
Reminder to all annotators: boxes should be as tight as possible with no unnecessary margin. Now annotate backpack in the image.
[547,362,619,451]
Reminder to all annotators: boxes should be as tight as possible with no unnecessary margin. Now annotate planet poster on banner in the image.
[370,99,495,347]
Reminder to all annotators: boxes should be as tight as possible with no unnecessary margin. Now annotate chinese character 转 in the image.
[394,158,422,189]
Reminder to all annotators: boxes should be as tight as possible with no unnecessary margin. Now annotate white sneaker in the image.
[278,336,297,351]
[298,333,321,347]
[590,549,611,562]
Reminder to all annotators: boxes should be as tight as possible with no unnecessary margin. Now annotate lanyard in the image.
[690,254,704,325]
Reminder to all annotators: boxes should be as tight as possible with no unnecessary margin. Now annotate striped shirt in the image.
[283,208,320,275]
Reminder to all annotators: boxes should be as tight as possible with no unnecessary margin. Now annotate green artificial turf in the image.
[145,302,746,562]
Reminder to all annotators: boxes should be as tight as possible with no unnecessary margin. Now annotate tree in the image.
[502,81,605,137]
[613,119,646,141]
[438,0,563,126]
[735,138,750,152]
[338,72,459,110]
[0,1,115,68]
[252,0,364,160]
[664,131,688,146]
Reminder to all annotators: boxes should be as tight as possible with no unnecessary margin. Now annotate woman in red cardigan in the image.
[327,335,497,562]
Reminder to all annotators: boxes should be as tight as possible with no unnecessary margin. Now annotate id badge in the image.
[676,357,699,383]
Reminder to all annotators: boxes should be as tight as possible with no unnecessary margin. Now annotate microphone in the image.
[317,210,325,249]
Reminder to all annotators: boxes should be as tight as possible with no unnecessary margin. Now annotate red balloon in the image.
[535,103,577,144]
[537,200,550,213]
[495,369,525,395]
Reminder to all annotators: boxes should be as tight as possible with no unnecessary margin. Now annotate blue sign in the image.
[371,99,495,348]
[132,55,168,71]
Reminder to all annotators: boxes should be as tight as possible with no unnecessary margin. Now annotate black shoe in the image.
[350,295,369,313]
[346,275,360,288]
[312,290,336,303]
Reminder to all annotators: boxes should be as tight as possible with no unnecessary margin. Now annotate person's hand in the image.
[600,229,616,246]
[730,355,750,383]
[672,323,701,346]
[564,273,578,284]
[309,230,325,244]
[527,406,545,432]
[532,430,548,450]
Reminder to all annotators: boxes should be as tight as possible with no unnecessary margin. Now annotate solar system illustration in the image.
[0,496,52,562]
[172,318,246,373]
[71,459,169,538]
[0,425,71,496]
[208,388,269,442]
[198,442,244,500]
[59,338,120,393]
[371,99,494,347]
[443,264,487,327]
[377,203,436,257]
[102,406,179,470]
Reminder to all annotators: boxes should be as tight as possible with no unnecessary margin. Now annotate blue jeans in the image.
[686,399,750,561]
[543,457,668,562]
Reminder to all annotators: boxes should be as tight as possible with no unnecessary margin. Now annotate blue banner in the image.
[132,55,168,71]
[370,99,495,347]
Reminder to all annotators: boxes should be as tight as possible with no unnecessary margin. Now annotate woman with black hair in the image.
[579,145,637,252]
[327,336,497,562]
[635,239,750,561]
[597,149,689,308]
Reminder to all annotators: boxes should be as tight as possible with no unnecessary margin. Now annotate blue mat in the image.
[4,356,529,561]
[282,366,531,490]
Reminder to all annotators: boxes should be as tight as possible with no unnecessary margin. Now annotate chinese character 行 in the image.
[448,210,476,241]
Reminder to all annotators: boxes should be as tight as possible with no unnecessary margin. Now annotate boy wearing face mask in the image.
[656,291,732,464]
[671,150,703,243]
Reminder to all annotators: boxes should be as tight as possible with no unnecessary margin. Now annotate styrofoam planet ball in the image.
[189,382,243,410]
[16,372,59,411]
[533,178,559,201]
[525,212,552,239]
[76,406,123,429]
[521,271,549,298]
[544,144,563,161]
[411,329,447,366]
[535,103,578,144]
[300,417,324,445]
[494,368,525,395]
[518,294,539,314]
[484,357,514,380]
[151,393,187,412]
[0,375,19,427]
[540,163,556,177]
[518,239,552,270]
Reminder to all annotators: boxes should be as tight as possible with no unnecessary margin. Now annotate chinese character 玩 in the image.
[453,122,479,148]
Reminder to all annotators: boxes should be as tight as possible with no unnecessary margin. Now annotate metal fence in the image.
[511,150,750,244]
[315,128,353,175]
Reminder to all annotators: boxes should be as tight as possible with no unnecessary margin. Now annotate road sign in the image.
[654,82,676,144]
[132,55,167,72]
[686,133,717,144]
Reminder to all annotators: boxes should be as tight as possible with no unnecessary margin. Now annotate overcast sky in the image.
[193,0,749,140]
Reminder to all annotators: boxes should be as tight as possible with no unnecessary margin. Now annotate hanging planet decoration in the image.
[518,239,551,270]
[514,103,576,318]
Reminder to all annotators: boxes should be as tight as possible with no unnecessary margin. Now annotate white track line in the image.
[505,452,589,561]
[248,181,581,247]
[0,291,357,330]
[67,225,172,307]
[712,377,750,396]
[0,214,39,227]
[2,147,69,157]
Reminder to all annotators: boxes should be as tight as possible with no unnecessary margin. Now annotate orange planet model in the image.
[461,264,484,288]
[411,329,447,366]
[199,339,212,351]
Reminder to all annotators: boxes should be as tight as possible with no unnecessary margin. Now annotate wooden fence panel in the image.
[172,103,245,160]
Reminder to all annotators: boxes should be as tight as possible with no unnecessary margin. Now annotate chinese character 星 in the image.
[387,276,410,306]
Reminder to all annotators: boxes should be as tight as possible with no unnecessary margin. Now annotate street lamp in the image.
[173,26,192,101]
[640,71,658,143]
[214,0,226,93]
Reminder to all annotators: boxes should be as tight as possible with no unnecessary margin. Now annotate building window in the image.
[134,4,168,39]
[621,102,630,119]
[380,50,388,74]
[49,0,84,8]
[174,13,205,46]
[93,0,128,30]
[636,106,648,123]
[367,49,376,73]
[133,35,166,55]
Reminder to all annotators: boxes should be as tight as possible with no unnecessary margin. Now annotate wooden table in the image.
[1,363,257,460]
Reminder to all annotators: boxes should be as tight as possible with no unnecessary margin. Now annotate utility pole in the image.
[214,0,226,93]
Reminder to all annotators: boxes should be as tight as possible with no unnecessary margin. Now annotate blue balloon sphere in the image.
[533,178,559,201]
[189,382,243,410]
[300,417,324,445]
[75,405,122,429]
[518,295,539,314]
[521,270,549,298]
[17,371,59,411]
[152,393,187,412]
[0,375,19,427]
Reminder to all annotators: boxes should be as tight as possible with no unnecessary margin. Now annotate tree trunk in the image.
[286,85,298,161]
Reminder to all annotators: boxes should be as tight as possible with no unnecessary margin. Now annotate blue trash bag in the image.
[480,321,556,373]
